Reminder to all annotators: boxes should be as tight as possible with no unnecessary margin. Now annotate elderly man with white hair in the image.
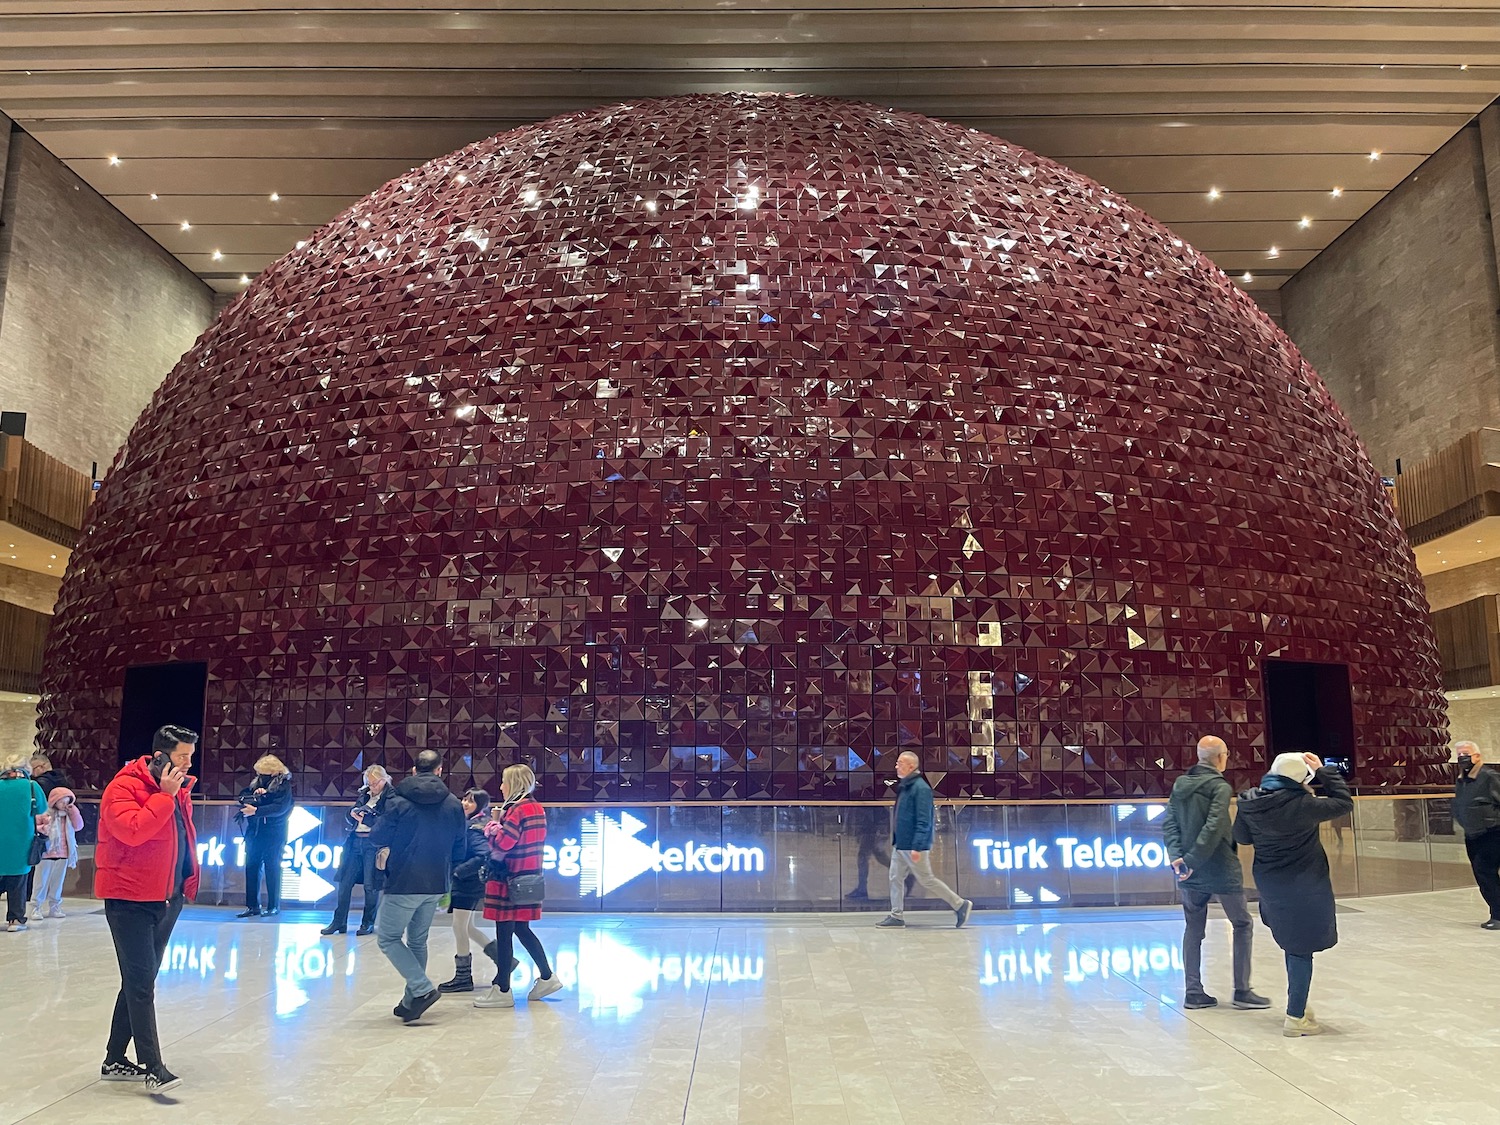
[874,751,973,929]
[1163,735,1268,1011]
[1452,741,1500,930]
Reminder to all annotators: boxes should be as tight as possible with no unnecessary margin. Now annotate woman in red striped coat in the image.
[474,764,562,1008]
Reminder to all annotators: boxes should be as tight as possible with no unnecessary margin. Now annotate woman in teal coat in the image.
[0,752,48,931]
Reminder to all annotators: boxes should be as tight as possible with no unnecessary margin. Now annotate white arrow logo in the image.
[579,811,658,897]
[281,867,336,903]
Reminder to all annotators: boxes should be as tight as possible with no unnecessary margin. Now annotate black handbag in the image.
[27,831,48,867]
[506,872,546,906]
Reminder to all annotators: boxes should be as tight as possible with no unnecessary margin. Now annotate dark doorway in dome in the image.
[1261,659,1356,779]
[117,660,208,766]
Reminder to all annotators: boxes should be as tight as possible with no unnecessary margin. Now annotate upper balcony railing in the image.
[0,434,92,548]
[1393,428,1500,547]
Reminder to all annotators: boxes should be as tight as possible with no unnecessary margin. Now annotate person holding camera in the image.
[236,754,295,918]
[95,725,201,1094]
[1232,752,1353,1038]
[475,764,561,1008]
[1451,741,1500,930]
[322,765,392,935]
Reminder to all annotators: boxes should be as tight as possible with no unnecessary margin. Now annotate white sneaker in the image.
[47,907,66,919]
[6,921,26,932]
[528,974,563,1001]
[473,985,515,1009]
[1283,1013,1322,1037]
[29,906,45,921]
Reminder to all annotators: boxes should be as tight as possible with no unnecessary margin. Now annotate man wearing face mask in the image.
[95,725,201,1095]
[1451,741,1500,930]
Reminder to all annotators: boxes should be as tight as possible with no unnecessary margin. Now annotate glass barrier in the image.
[60,796,1476,912]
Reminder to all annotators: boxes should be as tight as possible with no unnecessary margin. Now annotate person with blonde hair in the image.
[323,765,392,935]
[236,753,295,918]
[475,763,562,1008]
[0,751,47,931]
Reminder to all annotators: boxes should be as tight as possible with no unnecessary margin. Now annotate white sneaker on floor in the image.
[1283,1013,1323,1037]
[473,985,515,1008]
[528,974,563,1001]
[7,921,27,932]
[47,907,65,919]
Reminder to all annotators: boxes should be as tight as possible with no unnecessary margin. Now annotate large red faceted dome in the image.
[40,94,1446,799]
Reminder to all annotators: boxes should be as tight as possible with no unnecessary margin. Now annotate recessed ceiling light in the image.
[211,249,223,261]
[108,155,120,166]
[240,274,250,285]
[1461,64,1469,71]
[180,221,191,231]
[149,193,158,200]
[1331,187,1343,198]
[1299,217,1311,228]
[270,192,280,202]
[1267,246,1280,259]
[1240,272,1253,282]
[1369,150,1381,161]
[1207,187,1221,200]
[295,240,307,249]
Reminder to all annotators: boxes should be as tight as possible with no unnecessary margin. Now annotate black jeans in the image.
[244,817,289,911]
[1465,827,1500,920]
[492,920,552,990]
[104,896,185,1069]
[1284,952,1314,1019]
[1179,889,1254,995]
[0,873,27,923]
[328,835,381,929]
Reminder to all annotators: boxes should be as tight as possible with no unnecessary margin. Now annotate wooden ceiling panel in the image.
[1,1,1496,299]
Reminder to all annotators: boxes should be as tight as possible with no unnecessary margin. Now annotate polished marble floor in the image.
[2,887,1496,1125]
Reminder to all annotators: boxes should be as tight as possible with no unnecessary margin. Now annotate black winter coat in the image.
[343,784,390,837]
[33,768,72,798]
[1453,767,1500,836]
[237,773,294,835]
[367,773,466,895]
[450,813,490,900]
[1232,767,1353,955]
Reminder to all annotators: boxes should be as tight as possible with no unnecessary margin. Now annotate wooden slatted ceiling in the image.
[0,1,1495,295]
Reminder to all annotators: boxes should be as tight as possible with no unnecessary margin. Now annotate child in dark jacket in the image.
[438,789,505,993]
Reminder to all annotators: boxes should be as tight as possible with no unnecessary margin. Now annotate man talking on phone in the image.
[95,725,201,1095]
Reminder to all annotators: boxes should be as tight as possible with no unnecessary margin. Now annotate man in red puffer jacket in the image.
[95,725,201,1096]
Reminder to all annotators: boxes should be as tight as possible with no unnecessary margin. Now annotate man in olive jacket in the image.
[1163,736,1268,1010]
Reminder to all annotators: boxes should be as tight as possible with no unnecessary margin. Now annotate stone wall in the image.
[0,127,215,475]
[1282,110,1500,474]
[0,562,60,615]
[0,700,38,760]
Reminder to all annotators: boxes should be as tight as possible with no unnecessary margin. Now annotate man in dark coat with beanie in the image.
[1163,735,1268,1011]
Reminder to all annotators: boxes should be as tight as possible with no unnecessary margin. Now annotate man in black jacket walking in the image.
[368,750,467,1023]
[1163,736,1268,1010]
[1452,741,1500,930]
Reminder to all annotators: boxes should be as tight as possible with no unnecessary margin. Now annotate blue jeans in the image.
[376,893,440,1002]
[1285,952,1314,1018]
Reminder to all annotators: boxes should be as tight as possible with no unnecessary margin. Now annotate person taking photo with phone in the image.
[236,754,294,918]
[1451,740,1500,930]
[1232,751,1353,1038]
[95,725,201,1095]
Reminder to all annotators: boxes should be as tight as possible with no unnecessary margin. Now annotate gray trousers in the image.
[889,849,964,915]
[1179,889,1253,994]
